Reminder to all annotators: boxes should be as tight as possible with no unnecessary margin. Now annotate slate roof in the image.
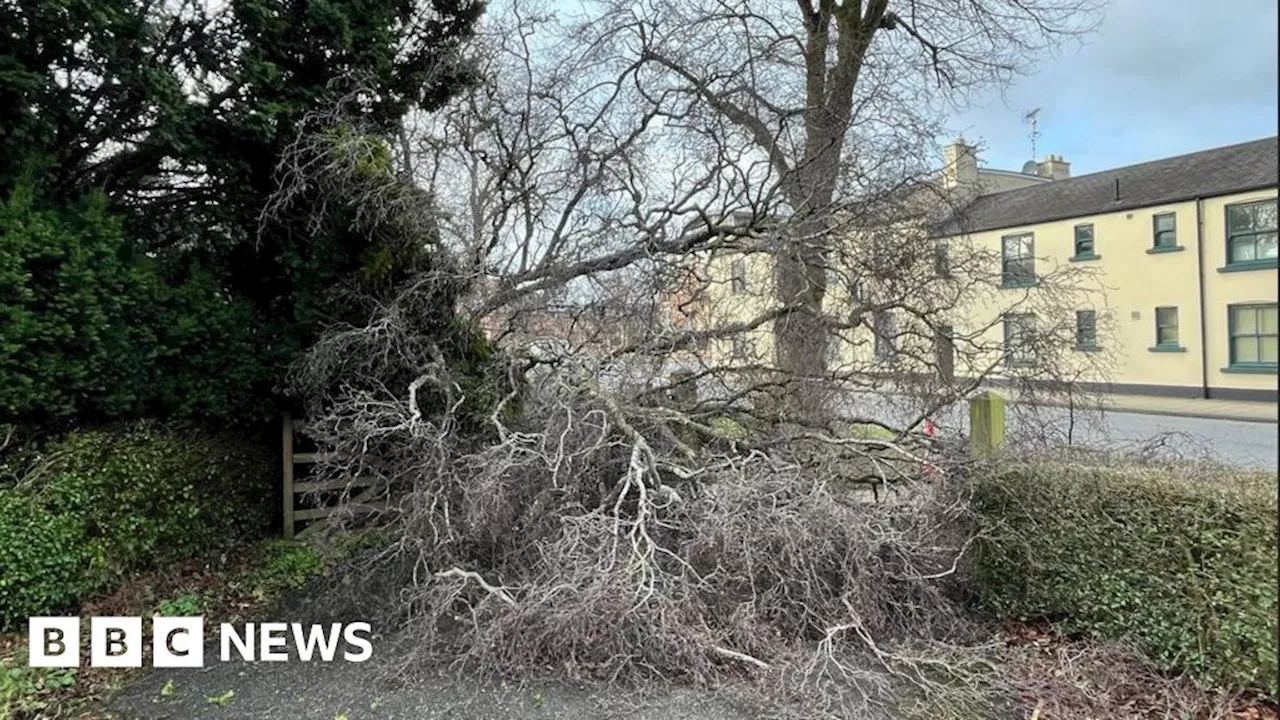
[935,136,1279,236]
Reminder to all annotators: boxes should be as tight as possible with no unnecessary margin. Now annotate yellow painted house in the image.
[668,137,1278,403]
[936,136,1278,402]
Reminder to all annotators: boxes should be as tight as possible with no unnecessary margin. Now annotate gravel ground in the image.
[106,655,755,720]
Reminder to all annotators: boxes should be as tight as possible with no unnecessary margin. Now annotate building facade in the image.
[938,136,1277,402]
[665,136,1279,403]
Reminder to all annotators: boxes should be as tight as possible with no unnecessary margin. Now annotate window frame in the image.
[1002,313,1037,368]
[1151,212,1179,251]
[1072,223,1098,260]
[1000,232,1036,288]
[872,310,896,362]
[934,243,952,279]
[1153,306,1181,350]
[1075,310,1098,351]
[1224,199,1279,269]
[730,258,747,295]
[1227,303,1278,371]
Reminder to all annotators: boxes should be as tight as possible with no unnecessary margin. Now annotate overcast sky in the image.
[947,0,1278,176]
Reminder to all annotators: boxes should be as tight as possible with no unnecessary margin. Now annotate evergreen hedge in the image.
[971,463,1278,695]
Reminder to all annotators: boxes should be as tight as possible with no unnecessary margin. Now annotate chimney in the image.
[942,138,979,190]
[1035,154,1071,180]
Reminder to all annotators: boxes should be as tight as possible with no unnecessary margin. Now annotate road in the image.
[846,394,1278,471]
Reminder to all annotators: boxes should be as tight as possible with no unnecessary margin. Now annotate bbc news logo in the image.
[29,617,373,668]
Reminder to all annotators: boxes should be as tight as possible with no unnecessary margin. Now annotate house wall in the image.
[1201,189,1279,399]
[944,188,1277,400]
[668,189,1277,403]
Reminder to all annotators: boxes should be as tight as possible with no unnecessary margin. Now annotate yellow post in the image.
[969,391,1006,455]
[282,413,295,540]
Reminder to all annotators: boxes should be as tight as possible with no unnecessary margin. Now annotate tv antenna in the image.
[1023,108,1041,161]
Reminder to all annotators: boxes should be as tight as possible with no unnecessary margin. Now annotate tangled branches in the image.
[293,292,992,717]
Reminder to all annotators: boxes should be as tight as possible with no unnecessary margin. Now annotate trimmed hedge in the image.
[971,463,1278,695]
[0,423,276,629]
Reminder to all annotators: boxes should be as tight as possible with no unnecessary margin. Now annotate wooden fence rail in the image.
[282,413,389,540]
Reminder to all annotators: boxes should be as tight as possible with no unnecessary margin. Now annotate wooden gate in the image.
[282,413,389,539]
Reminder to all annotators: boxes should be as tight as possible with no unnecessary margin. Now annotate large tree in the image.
[0,0,486,423]
[607,0,1103,388]
[413,0,1106,426]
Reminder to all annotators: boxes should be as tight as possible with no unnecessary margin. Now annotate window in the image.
[934,244,952,278]
[1073,224,1096,259]
[1154,306,1180,349]
[1228,304,1278,369]
[1001,233,1035,287]
[1226,200,1278,266]
[730,259,747,295]
[731,335,751,360]
[1075,310,1098,350]
[1152,213,1177,249]
[1003,313,1037,367]
[873,310,896,361]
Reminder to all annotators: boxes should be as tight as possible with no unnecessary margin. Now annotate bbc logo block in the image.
[30,616,202,668]
[28,617,371,667]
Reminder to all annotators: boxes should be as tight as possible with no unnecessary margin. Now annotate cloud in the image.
[948,0,1278,175]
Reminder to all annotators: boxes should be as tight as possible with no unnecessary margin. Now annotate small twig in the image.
[710,645,770,670]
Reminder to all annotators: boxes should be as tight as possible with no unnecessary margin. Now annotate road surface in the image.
[847,394,1278,471]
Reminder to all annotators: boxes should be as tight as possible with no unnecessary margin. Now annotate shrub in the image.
[970,463,1278,695]
[29,423,276,571]
[0,493,96,629]
[0,423,276,628]
[244,541,326,597]
[0,189,273,428]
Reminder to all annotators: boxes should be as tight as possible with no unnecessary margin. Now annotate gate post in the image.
[969,391,1006,456]
[282,413,295,540]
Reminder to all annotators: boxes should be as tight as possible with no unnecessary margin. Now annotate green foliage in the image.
[710,416,749,440]
[0,423,276,629]
[971,463,1279,695]
[156,593,203,617]
[0,493,95,629]
[246,541,326,596]
[0,656,76,717]
[0,191,270,427]
[1,0,486,427]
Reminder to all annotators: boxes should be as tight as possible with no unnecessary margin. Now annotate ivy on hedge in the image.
[0,423,276,630]
[971,463,1278,696]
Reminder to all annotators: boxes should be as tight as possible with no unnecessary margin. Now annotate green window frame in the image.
[1153,306,1180,349]
[1002,313,1037,367]
[1001,233,1035,287]
[1152,213,1178,250]
[1075,310,1098,350]
[1072,224,1097,259]
[1225,199,1278,268]
[1227,303,1278,370]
